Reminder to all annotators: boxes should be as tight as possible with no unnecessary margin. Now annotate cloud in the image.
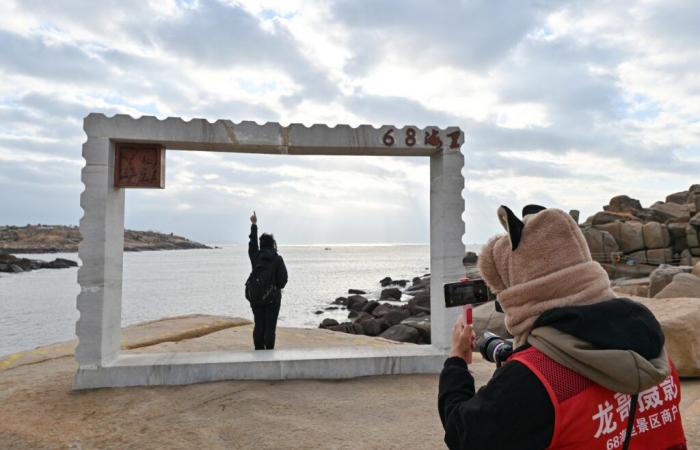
[2,0,700,244]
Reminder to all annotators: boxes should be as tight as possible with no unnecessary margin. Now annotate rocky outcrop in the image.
[654,273,700,298]
[0,224,210,253]
[0,254,77,274]
[582,184,700,276]
[648,265,691,297]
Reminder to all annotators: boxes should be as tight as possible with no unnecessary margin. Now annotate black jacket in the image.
[438,298,665,450]
[248,224,288,300]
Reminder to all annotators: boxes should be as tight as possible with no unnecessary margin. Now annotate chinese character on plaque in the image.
[114,143,165,188]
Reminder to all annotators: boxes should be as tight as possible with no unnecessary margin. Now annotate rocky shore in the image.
[317,274,433,344]
[0,253,77,274]
[0,224,211,253]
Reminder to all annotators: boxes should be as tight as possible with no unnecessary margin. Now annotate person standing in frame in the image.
[246,211,288,350]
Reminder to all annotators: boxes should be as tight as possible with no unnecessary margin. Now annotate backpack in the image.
[245,256,278,306]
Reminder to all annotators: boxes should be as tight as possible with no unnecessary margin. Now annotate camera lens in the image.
[477,332,513,366]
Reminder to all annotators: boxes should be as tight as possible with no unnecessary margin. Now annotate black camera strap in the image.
[622,394,639,450]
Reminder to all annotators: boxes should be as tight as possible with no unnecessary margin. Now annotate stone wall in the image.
[580,185,700,277]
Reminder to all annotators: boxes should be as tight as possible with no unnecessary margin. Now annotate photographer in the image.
[438,206,686,450]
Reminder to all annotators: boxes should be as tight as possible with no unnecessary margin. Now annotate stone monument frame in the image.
[74,114,466,389]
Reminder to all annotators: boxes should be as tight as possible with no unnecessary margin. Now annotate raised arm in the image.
[248,211,258,266]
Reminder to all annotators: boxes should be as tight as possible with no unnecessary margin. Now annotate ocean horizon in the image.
[0,243,482,356]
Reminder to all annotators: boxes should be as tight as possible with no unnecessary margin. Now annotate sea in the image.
[0,244,479,356]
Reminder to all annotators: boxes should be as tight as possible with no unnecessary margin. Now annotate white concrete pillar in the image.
[429,149,466,350]
[75,136,124,366]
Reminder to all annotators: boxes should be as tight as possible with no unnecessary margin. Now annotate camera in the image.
[477,332,514,367]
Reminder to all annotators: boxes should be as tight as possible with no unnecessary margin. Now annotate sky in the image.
[1,0,699,245]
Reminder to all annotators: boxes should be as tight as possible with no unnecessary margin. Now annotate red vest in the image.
[509,347,686,450]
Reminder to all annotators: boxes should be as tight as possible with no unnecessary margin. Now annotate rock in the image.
[361,300,380,314]
[391,279,408,287]
[596,221,622,243]
[680,249,694,266]
[372,303,399,318]
[406,298,430,316]
[605,195,643,213]
[10,264,23,273]
[361,318,389,336]
[328,322,362,335]
[379,324,421,344]
[40,258,78,269]
[691,213,700,227]
[332,297,348,306]
[348,289,366,295]
[693,263,700,278]
[314,310,324,315]
[346,295,368,312]
[687,226,700,248]
[353,311,377,324]
[666,191,690,204]
[586,211,637,225]
[649,265,690,297]
[619,221,645,253]
[463,252,478,264]
[383,309,411,326]
[692,248,700,256]
[323,306,339,311]
[668,222,687,238]
[642,222,671,249]
[569,209,580,224]
[401,316,431,343]
[646,248,672,265]
[634,296,700,377]
[380,277,393,287]
[583,228,619,263]
[690,184,700,193]
[380,288,402,301]
[409,290,430,309]
[319,318,339,329]
[627,250,647,264]
[654,273,700,298]
[347,310,359,319]
[649,202,691,222]
[411,277,422,286]
[473,301,511,339]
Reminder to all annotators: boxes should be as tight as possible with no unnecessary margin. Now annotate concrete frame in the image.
[74,114,466,389]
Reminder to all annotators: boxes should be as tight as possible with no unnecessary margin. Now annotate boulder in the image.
[654,273,700,299]
[319,318,339,329]
[384,309,411,326]
[409,290,430,309]
[348,289,366,295]
[690,184,700,194]
[633,296,700,377]
[687,226,700,248]
[380,277,393,287]
[40,258,78,269]
[473,301,511,339]
[666,191,689,204]
[314,310,324,315]
[642,222,671,249]
[649,265,690,297]
[380,287,402,301]
[361,318,389,336]
[605,195,643,213]
[353,311,376,324]
[379,324,421,344]
[361,300,380,314]
[391,279,408,287]
[332,297,348,306]
[582,228,619,262]
[586,211,637,225]
[401,316,431,343]
[347,295,368,311]
[596,222,622,244]
[619,221,645,253]
[372,302,399,318]
[691,213,700,227]
[569,210,580,224]
[649,202,691,222]
[668,222,687,238]
[627,250,647,264]
[324,306,339,311]
[10,264,23,273]
[694,262,700,278]
[646,248,672,265]
[680,249,694,266]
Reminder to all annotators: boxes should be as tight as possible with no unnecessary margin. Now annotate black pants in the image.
[251,300,281,350]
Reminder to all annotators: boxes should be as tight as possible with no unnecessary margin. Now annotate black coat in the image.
[248,224,288,301]
[438,298,665,450]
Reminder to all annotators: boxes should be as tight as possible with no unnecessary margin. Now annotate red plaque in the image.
[114,143,165,188]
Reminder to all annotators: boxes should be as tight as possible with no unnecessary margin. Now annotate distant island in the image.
[0,225,211,253]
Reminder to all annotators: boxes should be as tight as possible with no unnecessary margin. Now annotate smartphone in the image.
[443,278,491,308]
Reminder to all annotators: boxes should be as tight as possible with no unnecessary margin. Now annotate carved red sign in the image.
[114,143,165,188]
